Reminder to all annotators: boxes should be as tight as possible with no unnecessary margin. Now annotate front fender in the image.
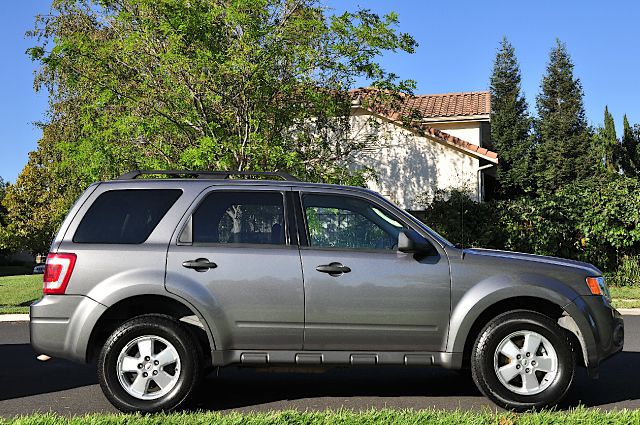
[446,272,583,355]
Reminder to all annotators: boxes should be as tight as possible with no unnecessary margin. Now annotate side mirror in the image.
[398,229,436,255]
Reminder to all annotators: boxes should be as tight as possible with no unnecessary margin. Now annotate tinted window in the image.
[303,194,403,250]
[192,191,285,245]
[74,189,182,244]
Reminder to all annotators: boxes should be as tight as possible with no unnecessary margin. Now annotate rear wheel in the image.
[471,310,575,411]
[98,314,202,412]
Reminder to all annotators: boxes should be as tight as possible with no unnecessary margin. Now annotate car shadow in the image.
[0,344,97,401]
[187,365,482,411]
[189,351,640,411]
[2,341,640,411]
[562,351,640,408]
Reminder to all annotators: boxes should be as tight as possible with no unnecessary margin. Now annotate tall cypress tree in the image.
[594,106,618,173]
[619,115,640,176]
[534,39,595,192]
[490,37,533,198]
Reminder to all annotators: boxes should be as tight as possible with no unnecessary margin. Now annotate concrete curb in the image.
[0,314,30,322]
[1,308,640,322]
[618,308,640,316]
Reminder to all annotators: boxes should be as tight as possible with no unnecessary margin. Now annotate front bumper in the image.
[30,295,107,363]
[564,295,624,378]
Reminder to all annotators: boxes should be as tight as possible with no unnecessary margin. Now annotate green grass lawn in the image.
[4,408,640,425]
[0,274,42,314]
[609,286,640,308]
[0,274,639,314]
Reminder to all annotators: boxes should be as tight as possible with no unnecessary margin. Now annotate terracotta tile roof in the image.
[349,88,498,163]
[403,91,491,118]
[349,88,491,118]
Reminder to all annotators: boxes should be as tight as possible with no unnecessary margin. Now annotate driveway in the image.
[1,316,639,417]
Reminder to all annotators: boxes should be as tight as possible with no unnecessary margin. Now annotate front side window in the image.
[303,193,404,251]
[74,189,182,244]
[192,191,285,245]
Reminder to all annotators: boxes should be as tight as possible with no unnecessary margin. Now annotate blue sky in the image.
[1,1,639,183]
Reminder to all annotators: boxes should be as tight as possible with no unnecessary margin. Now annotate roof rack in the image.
[117,170,299,181]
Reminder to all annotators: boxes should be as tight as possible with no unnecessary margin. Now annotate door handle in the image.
[182,258,218,272]
[316,262,351,276]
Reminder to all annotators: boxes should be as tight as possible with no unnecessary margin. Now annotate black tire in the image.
[471,310,575,411]
[98,314,202,413]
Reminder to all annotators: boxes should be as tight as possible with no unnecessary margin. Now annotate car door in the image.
[165,186,304,350]
[298,189,451,352]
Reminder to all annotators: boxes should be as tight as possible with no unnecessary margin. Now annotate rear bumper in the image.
[30,295,106,363]
[564,295,624,378]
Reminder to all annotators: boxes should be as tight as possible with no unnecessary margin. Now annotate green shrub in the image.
[415,176,640,275]
[0,266,34,277]
[605,256,640,287]
[415,189,503,249]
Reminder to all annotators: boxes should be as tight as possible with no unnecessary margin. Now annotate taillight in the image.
[43,253,77,295]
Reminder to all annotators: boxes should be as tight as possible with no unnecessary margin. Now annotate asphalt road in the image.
[1,316,639,417]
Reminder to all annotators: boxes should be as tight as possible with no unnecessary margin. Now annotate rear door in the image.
[297,189,451,352]
[165,186,304,350]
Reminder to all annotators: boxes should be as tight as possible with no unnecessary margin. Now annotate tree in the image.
[0,177,8,255]
[0,177,7,225]
[619,115,640,176]
[593,106,619,174]
[27,0,416,182]
[534,39,595,192]
[8,0,417,253]
[1,131,73,255]
[489,37,533,198]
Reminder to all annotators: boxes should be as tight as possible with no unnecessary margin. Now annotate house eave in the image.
[351,107,498,164]
[421,114,490,124]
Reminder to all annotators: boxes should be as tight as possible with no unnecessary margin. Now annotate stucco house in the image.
[348,89,498,212]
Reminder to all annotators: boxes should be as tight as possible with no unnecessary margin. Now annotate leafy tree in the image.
[489,37,533,198]
[619,115,640,176]
[1,131,73,255]
[534,39,595,192]
[7,0,416,253]
[27,0,416,182]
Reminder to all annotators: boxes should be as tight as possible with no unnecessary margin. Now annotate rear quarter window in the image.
[73,189,182,244]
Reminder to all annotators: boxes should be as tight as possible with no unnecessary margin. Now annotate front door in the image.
[298,190,451,352]
[166,188,304,350]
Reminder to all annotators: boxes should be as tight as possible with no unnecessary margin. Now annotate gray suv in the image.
[30,170,624,412]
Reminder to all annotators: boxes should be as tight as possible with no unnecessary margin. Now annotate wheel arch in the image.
[447,281,590,370]
[457,296,582,368]
[86,294,214,364]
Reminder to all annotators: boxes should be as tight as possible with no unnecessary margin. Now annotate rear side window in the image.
[192,191,285,245]
[73,189,182,244]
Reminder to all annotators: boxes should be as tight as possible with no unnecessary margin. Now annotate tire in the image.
[98,314,202,412]
[471,310,575,411]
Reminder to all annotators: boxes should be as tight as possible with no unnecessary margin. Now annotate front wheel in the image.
[471,310,575,411]
[98,314,202,412]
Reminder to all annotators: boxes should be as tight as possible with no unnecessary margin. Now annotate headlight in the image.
[586,276,611,302]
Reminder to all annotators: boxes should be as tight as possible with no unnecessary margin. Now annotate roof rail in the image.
[117,170,299,181]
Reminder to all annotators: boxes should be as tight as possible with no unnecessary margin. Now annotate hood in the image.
[463,248,602,276]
